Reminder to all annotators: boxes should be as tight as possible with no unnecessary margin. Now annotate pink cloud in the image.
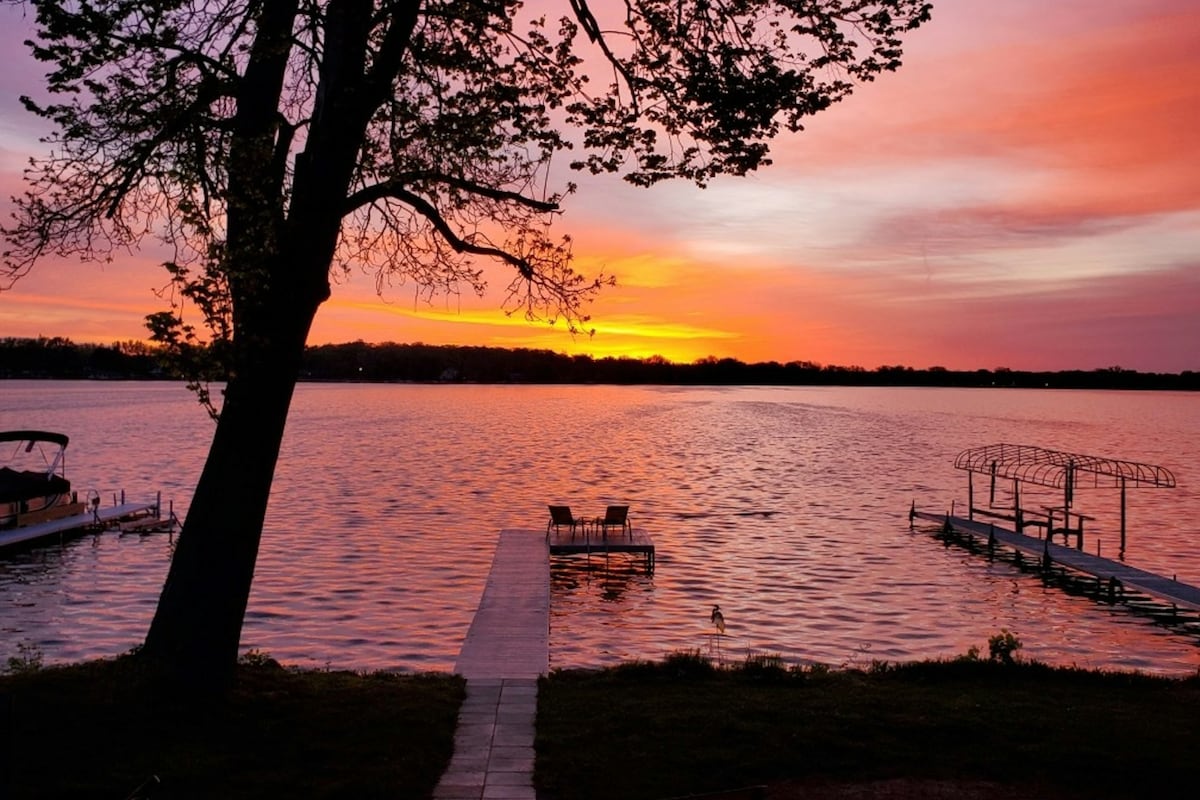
[2,1,1197,374]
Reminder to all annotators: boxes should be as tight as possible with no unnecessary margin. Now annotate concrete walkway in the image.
[434,530,549,800]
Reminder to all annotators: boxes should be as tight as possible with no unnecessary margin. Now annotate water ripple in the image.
[3,383,1199,675]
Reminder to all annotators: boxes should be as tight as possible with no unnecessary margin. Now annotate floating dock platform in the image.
[546,527,656,572]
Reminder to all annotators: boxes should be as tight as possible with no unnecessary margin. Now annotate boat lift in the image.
[954,443,1176,556]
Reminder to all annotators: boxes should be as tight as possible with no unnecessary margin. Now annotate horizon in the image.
[4,334,1197,377]
[1,1,1197,374]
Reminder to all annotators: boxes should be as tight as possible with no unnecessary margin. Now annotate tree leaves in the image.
[4,0,932,350]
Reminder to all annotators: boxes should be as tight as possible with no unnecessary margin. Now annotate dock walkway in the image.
[436,530,549,800]
[436,524,657,798]
[0,500,166,551]
[913,511,1200,612]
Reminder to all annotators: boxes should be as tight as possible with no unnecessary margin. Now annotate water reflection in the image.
[1,382,1198,675]
[551,555,651,603]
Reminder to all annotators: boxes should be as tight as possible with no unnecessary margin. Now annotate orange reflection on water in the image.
[2,382,1198,675]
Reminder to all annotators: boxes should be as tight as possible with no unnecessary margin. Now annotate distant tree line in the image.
[2,336,1196,390]
[0,336,163,379]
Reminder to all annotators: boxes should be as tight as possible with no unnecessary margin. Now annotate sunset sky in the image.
[1,0,1197,373]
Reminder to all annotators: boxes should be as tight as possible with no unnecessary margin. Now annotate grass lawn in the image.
[0,654,464,799]
[536,653,1200,800]
[5,650,1200,799]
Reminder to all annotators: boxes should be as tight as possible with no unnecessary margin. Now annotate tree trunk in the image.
[141,295,318,692]
[139,0,394,693]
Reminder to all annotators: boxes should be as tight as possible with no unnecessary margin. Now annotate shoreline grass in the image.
[535,651,1200,800]
[0,654,464,799]
[4,650,1199,798]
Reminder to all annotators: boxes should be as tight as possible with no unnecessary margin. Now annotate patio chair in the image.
[547,505,583,537]
[600,505,632,538]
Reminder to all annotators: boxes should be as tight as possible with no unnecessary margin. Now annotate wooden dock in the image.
[441,530,548,800]
[454,530,550,680]
[0,499,173,551]
[546,526,656,572]
[912,510,1200,618]
[439,524,657,797]
[453,524,657,678]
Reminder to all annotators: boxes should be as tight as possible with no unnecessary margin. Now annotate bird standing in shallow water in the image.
[711,605,725,633]
[710,605,726,662]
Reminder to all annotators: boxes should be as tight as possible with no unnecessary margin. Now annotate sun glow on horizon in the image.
[1,1,1198,373]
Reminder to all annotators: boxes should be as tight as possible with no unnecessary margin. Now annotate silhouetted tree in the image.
[2,0,931,690]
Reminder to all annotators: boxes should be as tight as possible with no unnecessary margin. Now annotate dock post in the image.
[1120,477,1128,556]
[968,472,974,520]
[1013,481,1021,533]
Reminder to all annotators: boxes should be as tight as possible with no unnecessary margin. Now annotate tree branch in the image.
[568,0,640,112]
[345,173,559,216]
[369,185,537,279]
[361,0,422,113]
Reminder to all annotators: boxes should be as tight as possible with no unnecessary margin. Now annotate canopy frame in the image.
[954,443,1176,554]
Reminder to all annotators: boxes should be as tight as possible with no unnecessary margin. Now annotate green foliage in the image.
[661,648,717,677]
[740,652,790,681]
[144,257,235,419]
[987,629,1023,665]
[804,661,833,679]
[4,641,44,675]
[237,648,281,669]
[612,649,721,680]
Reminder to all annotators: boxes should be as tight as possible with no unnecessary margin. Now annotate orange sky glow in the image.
[1,1,1197,372]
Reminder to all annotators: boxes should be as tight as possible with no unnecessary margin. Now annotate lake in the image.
[1,381,1197,674]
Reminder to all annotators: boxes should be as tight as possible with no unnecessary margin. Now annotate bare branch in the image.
[373,185,538,278]
[345,173,560,216]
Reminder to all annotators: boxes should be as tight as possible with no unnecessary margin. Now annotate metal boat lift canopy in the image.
[954,443,1176,491]
[954,443,1176,553]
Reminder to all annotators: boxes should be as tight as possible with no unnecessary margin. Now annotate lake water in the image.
[2,381,1198,675]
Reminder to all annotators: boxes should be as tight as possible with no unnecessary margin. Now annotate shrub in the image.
[739,652,790,682]
[5,642,44,675]
[662,649,717,679]
[988,630,1023,665]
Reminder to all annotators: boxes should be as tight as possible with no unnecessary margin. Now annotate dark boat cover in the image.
[0,467,72,504]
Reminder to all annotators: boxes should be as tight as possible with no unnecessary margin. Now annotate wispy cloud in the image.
[1,1,1197,372]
